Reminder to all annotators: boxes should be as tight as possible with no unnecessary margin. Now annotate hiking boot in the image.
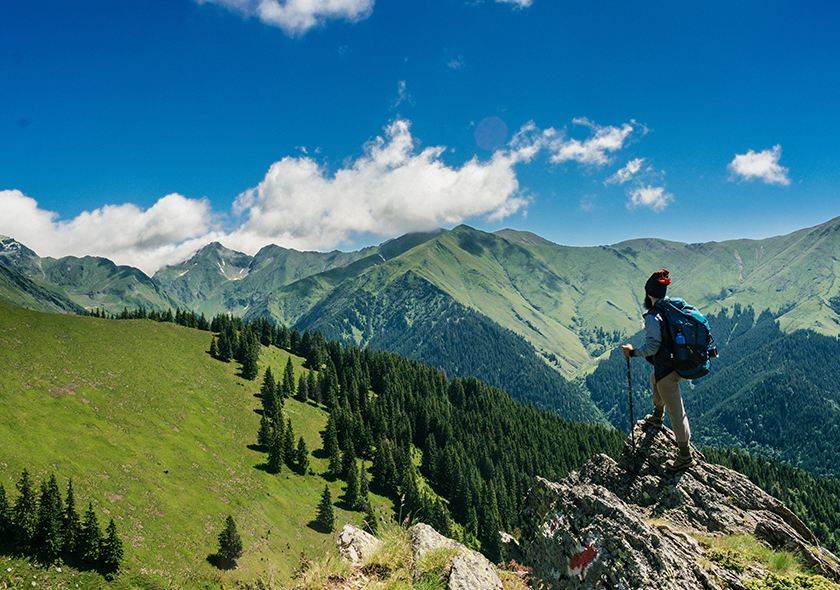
[666,453,694,472]
[643,408,664,430]
[667,444,693,472]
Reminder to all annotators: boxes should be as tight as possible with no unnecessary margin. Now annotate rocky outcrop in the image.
[518,422,840,589]
[335,522,503,589]
[409,523,503,590]
[336,524,382,566]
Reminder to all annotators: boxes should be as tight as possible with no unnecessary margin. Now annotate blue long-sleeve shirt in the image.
[633,312,663,359]
[632,308,674,380]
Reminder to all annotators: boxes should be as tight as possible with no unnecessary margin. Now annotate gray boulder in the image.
[336,523,382,566]
[409,523,503,590]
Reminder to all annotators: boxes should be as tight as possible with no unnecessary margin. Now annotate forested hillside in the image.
[0,300,622,584]
[586,305,840,476]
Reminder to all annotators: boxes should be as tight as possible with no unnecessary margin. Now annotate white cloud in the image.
[393,80,410,108]
[606,157,645,185]
[0,190,218,274]
[546,118,638,166]
[627,185,673,212]
[197,0,374,35]
[496,0,533,7]
[728,145,790,185]
[0,115,648,272]
[226,119,534,253]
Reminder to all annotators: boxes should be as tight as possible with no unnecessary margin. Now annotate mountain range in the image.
[1,217,838,441]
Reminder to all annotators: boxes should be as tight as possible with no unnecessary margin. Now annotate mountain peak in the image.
[517,423,840,588]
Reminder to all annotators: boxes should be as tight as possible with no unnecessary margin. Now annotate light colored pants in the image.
[651,372,691,444]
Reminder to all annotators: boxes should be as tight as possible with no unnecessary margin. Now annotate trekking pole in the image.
[626,356,635,453]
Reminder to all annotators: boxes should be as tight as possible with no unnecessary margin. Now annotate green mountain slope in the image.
[0,237,181,314]
[153,243,382,318]
[0,264,85,314]
[247,218,840,380]
[37,256,180,312]
[152,241,252,307]
[0,301,381,586]
[298,270,603,422]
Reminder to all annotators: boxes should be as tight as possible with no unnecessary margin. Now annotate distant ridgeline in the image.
[100,305,840,558]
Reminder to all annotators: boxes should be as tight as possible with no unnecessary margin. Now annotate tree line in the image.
[0,470,123,579]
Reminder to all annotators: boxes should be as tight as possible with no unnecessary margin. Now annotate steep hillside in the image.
[152,242,252,307]
[585,306,840,476]
[0,264,85,314]
[153,242,381,317]
[298,269,603,422]
[0,237,180,313]
[0,301,382,586]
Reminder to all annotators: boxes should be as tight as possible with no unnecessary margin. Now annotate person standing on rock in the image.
[621,269,693,471]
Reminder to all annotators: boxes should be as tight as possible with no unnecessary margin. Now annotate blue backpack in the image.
[655,298,716,379]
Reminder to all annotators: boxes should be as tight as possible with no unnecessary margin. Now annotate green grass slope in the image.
[0,301,385,587]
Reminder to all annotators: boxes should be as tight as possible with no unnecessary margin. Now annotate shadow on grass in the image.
[206,553,237,570]
[306,520,333,534]
[247,443,265,453]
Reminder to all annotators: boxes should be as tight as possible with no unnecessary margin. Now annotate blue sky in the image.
[1,0,838,271]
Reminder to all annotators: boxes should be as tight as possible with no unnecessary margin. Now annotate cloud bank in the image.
[197,0,374,35]
[227,119,535,253]
[0,116,650,273]
[728,145,790,185]
[0,190,218,274]
[1,119,550,272]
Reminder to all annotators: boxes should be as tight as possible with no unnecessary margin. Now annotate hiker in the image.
[621,269,693,470]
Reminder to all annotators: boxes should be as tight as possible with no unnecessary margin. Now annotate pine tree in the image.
[316,486,335,533]
[99,519,123,579]
[78,502,102,566]
[283,417,295,467]
[296,437,310,475]
[209,336,218,359]
[323,417,341,478]
[240,331,259,380]
[341,441,357,480]
[63,479,81,560]
[358,464,371,511]
[282,358,295,399]
[297,373,308,403]
[0,483,10,546]
[260,367,276,417]
[307,370,318,403]
[266,428,283,474]
[344,463,360,510]
[12,469,37,552]
[216,515,243,568]
[257,414,272,449]
[34,474,64,564]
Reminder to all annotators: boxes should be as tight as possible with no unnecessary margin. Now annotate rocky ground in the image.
[516,421,840,589]
[327,422,839,589]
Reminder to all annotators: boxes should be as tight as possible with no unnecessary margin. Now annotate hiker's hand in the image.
[621,344,634,359]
